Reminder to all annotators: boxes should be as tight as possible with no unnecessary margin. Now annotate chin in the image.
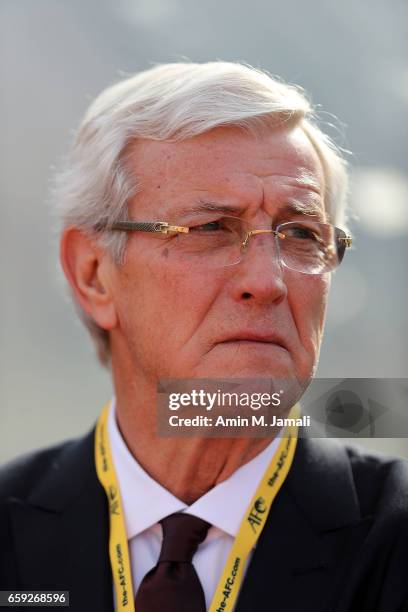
[198,355,296,380]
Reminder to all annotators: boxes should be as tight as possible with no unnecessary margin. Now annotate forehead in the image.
[126,125,325,217]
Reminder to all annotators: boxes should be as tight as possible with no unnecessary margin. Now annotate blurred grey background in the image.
[1,0,407,463]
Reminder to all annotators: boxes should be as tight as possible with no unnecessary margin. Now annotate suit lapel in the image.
[235,434,373,611]
[8,428,114,612]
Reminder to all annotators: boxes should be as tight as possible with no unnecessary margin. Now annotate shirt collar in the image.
[108,398,283,539]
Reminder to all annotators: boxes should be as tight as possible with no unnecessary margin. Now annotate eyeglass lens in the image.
[165,216,347,274]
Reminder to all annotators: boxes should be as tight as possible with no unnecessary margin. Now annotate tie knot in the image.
[158,513,211,563]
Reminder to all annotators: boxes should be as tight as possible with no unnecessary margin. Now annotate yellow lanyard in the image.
[95,402,300,611]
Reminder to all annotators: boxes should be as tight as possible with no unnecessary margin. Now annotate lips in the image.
[219,332,287,350]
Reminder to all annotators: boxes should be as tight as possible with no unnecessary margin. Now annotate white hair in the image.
[54,61,349,367]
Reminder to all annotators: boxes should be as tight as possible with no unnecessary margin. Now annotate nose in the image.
[231,232,288,305]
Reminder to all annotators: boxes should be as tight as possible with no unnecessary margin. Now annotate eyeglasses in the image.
[99,215,352,275]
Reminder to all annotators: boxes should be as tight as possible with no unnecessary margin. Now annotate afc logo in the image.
[247,496,266,533]
[108,485,120,515]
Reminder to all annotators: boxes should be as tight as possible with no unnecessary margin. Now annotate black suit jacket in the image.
[1,426,408,612]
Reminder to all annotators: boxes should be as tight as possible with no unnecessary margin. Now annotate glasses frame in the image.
[99,218,353,273]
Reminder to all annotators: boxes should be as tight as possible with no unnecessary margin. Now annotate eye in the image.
[190,219,224,232]
[284,225,322,241]
[186,216,242,240]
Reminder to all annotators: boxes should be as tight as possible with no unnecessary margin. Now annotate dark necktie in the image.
[135,512,211,612]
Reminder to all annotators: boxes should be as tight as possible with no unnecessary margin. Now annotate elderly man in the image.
[1,62,407,611]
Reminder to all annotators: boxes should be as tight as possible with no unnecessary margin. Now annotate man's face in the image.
[106,125,330,387]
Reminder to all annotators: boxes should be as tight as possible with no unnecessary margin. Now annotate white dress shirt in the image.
[108,399,283,609]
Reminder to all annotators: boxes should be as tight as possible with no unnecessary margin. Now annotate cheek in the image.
[114,246,224,349]
[287,273,330,344]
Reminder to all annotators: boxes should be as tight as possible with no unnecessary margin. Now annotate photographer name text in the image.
[168,414,311,428]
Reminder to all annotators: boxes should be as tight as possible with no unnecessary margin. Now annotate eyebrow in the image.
[173,201,246,217]
[278,200,325,219]
[172,198,325,220]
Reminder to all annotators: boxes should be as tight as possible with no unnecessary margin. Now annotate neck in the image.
[112,375,273,505]
[116,411,272,504]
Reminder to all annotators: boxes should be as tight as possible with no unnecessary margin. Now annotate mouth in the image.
[219,333,288,350]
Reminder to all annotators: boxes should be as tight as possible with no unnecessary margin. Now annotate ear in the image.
[60,227,118,330]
